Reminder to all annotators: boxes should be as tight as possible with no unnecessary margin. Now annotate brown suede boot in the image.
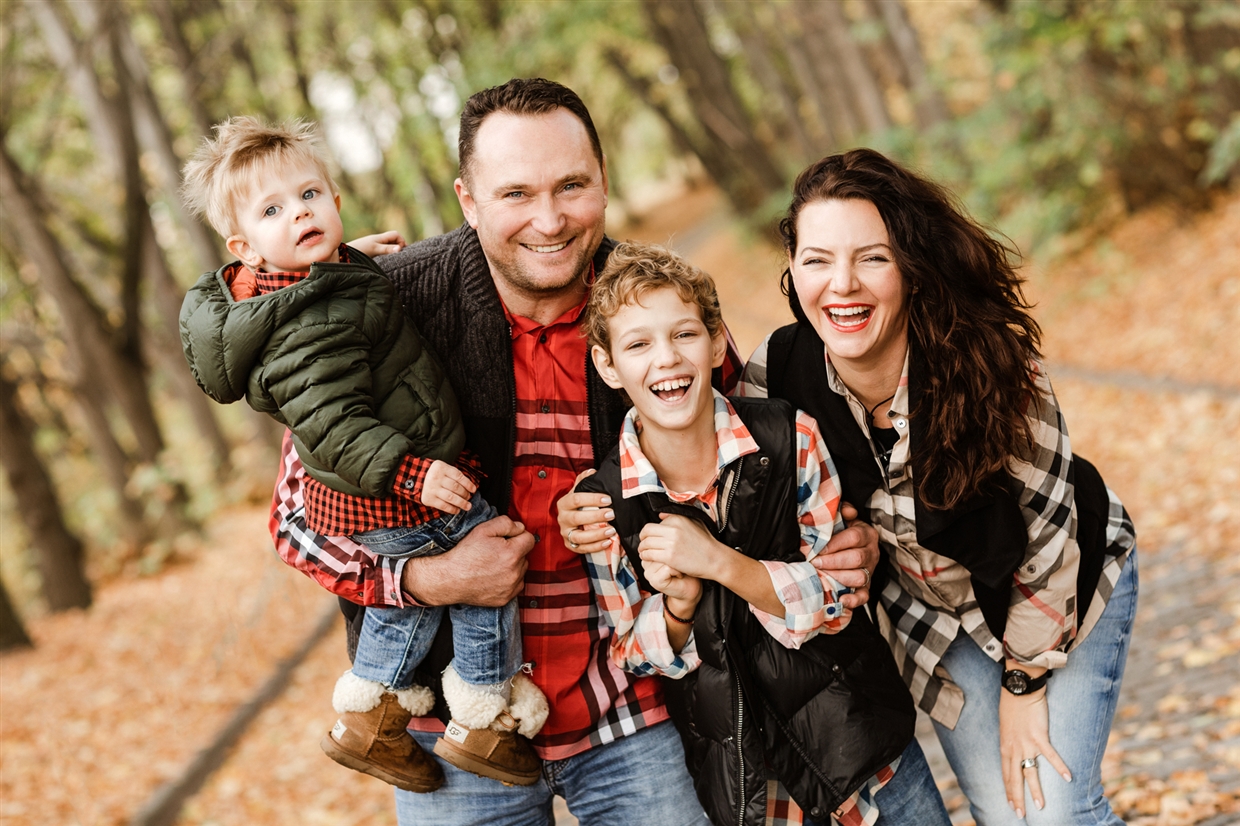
[432,711,542,786]
[320,671,443,793]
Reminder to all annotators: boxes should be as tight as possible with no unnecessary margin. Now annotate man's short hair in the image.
[583,241,724,355]
[181,116,338,238]
[458,78,603,184]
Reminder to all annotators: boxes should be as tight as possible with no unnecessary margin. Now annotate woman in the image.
[738,149,1137,825]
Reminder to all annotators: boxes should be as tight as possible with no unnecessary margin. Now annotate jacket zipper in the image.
[717,456,743,533]
[734,670,746,826]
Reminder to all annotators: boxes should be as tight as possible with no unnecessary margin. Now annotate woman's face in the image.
[790,198,910,373]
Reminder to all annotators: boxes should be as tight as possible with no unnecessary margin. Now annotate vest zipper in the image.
[718,456,743,533]
[734,670,746,826]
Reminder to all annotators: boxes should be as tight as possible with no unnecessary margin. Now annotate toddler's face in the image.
[226,160,343,272]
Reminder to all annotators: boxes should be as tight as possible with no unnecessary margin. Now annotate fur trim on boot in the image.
[508,672,549,738]
[332,670,434,718]
[441,665,508,730]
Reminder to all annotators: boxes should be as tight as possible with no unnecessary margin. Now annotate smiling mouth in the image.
[522,240,569,253]
[298,229,323,246]
[650,377,692,402]
[827,306,872,327]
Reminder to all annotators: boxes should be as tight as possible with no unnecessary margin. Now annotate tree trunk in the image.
[724,0,817,163]
[150,0,217,138]
[0,580,33,652]
[640,0,785,212]
[0,364,92,612]
[865,0,950,129]
[809,0,892,135]
[774,2,853,146]
[0,143,167,467]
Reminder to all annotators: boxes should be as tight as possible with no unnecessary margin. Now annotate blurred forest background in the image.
[1,1,1239,824]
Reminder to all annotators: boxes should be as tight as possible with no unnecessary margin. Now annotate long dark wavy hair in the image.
[779,149,1044,510]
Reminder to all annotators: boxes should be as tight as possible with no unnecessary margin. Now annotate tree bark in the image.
[774,2,852,146]
[0,579,33,651]
[865,0,950,129]
[0,142,166,466]
[723,0,817,163]
[639,0,785,212]
[809,0,893,135]
[0,363,92,612]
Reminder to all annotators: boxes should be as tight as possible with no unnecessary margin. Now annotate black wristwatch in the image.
[1002,668,1050,695]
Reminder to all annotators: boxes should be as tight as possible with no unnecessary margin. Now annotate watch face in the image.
[1004,670,1029,694]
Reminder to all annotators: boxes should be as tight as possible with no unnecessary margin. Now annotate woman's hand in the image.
[556,469,615,554]
[999,675,1071,817]
[810,502,880,610]
[348,230,406,258]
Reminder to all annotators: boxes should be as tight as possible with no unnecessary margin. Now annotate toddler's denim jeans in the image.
[350,491,522,690]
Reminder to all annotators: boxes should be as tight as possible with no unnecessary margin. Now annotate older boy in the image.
[178,117,547,793]
[561,242,950,826]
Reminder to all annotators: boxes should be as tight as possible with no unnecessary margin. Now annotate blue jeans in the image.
[394,720,709,825]
[803,738,951,826]
[351,492,520,689]
[932,550,1138,826]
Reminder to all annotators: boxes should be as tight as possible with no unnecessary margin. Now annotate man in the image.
[270,78,880,824]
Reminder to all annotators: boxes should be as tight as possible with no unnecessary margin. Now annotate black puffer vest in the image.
[578,398,914,826]
[764,322,1114,638]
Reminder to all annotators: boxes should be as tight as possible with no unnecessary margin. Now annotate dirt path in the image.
[2,189,1236,826]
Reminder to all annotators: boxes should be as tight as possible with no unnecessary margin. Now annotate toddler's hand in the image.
[419,460,477,514]
[349,230,406,258]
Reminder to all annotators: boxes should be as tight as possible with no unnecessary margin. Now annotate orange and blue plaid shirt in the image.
[583,391,895,825]
[270,289,746,761]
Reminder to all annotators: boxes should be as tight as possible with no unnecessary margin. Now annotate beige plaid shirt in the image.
[740,336,1135,727]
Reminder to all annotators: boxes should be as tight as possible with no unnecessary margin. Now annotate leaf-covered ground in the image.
[1,191,1236,825]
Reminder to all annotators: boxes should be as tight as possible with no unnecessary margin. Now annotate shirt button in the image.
[538,333,547,344]
[1026,563,1037,574]
[529,599,539,608]
[895,419,907,429]
[537,470,547,479]
[541,404,550,414]
[404,480,415,489]
[534,533,541,543]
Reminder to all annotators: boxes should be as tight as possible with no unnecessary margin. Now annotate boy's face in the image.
[226,159,343,272]
[592,286,727,437]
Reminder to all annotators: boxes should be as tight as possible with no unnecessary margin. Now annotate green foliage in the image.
[939,0,1240,250]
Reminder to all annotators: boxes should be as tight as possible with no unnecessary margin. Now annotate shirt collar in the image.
[822,344,911,418]
[252,244,351,294]
[617,389,759,499]
[502,262,593,338]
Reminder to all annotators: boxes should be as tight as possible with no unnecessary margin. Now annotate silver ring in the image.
[1020,756,1038,770]
[568,541,578,550]
[861,568,872,588]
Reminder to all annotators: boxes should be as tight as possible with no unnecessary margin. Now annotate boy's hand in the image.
[811,502,879,610]
[419,459,477,514]
[646,562,701,606]
[348,230,406,258]
[637,514,727,581]
[557,469,615,554]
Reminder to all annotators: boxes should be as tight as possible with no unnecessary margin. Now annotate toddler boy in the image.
[178,117,547,792]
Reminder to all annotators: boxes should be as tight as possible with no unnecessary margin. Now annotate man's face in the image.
[226,160,343,272]
[455,109,608,304]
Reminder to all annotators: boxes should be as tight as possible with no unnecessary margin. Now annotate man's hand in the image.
[347,230,406,258]
[418,459,478,514]
[401,515,533,607]
[556,469,615,554]
[811,502,880,610]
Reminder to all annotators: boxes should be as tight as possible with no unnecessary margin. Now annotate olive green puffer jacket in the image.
[179,247,464,497]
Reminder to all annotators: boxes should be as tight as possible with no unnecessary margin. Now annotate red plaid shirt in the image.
[242,247,480,536]
[270,280,744,760]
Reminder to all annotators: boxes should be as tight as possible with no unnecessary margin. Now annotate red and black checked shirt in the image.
[271,290,744,760]
[238,246,480,537]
